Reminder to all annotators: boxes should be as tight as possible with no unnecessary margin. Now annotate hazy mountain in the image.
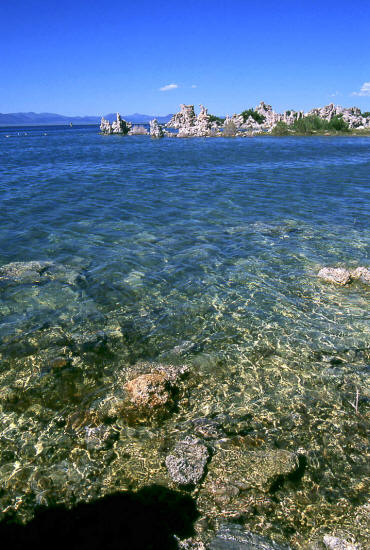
[0,112,173,126]
[103,113,172,124]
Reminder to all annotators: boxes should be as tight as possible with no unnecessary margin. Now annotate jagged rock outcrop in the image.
[166,104,216,137]
[100,113,131,134]
[255,101,280,127]
[100,117,113,134]
[149,118,164,138]
[167,104,196,131]
[231,101,370,133]
[308,103,370,129]
[281,109,304,125]
[100,102,370,137]
[112,112,131,134]
[194,104,214,136]
[227,102,281,133]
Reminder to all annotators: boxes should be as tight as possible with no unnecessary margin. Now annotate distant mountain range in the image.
[0,112,173,126]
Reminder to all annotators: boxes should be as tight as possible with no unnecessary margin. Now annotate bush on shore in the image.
[222,120,237,137]
[208,114,225,125]
[241,109,266,124]
[291,114,350,134]
[271,121,290,135]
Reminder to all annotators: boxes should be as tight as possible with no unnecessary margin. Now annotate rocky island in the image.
[100,102,370,138]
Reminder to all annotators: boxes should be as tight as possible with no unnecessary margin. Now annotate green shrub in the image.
[285,110,291,116]
[241,109,266,124]
[291,115,349,134]
[328,115,349,132]
[222,120,237,137]
[208,114,225,125]
[362,111,370,118]
[271,121,289,135]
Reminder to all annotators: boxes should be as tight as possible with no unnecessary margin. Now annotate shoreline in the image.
[100,103,370,139]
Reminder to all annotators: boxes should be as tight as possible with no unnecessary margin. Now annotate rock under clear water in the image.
[0,127,369,548]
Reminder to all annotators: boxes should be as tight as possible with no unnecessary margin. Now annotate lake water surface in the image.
[0,126,369,547]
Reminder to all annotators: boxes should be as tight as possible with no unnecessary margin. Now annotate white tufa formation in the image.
[149,119,164,138]
[100,113,132,135]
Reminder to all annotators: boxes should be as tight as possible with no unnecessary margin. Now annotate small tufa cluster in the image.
[100,113,132,134]
[166,104,220,137]
[149,118,164,138]
[307,103,369,129]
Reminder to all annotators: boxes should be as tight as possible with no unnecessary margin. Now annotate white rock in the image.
[167,104,214,137]
[350,266,370,283]
[307,103,370,129]
[323,535,361,550]
[149,119,164,138]
[100,117,112,134]
[111,112,131,134]
[318,267,352,285]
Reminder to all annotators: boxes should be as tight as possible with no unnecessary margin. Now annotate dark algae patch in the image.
[0,129,369,548]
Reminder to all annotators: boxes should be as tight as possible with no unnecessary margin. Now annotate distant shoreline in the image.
[0,123,100,128]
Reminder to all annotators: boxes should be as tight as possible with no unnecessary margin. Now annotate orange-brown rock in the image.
[124,372,172,410]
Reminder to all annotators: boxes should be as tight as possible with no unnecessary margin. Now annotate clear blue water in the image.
[0,126,369,547]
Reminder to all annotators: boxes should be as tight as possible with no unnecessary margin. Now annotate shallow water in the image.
[0,127,369,547]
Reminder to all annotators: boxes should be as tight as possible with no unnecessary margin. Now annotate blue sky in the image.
[1,0,370,116]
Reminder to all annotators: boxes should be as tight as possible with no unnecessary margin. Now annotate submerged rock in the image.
[0,260,82,287]
[178,539,206,550]
[209,523,290,549]
[165,437,209,485]
[197,445,300,516]
[317,266,369,285]
[317,267,352,285]
[351,266,370,283]
[0,261,52,284]
[323,535,361,550]
[96,363,189,425]
[124,372,172,409]
[84,425,118,450]
[71,330,108,354]
[191,417,224,440]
